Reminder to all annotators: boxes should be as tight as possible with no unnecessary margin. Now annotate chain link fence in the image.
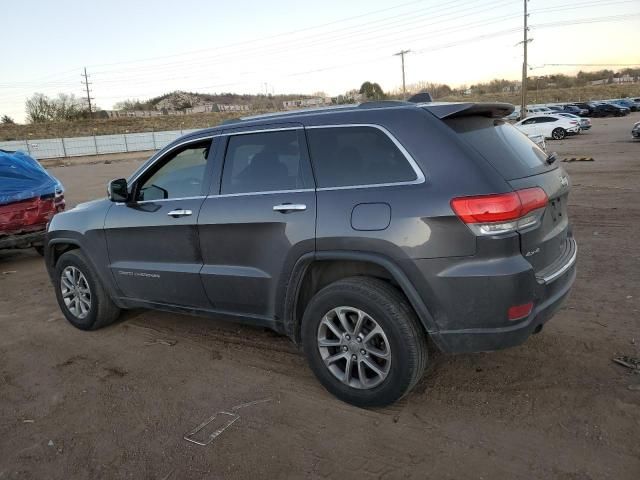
[0,129,201,160]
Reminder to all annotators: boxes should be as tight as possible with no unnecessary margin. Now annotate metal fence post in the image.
[152,130,157,150]
[61,137,67,157]
[123,133,128,152]
[25,139,31,154]
[93,135,98,155]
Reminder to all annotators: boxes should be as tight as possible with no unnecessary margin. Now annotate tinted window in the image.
[445,117,554,180]
[137,141,210,201]
[221,130,306,194]
[306,126,417,188]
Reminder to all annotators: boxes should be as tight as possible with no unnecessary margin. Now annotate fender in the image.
[46,234,127,309]
[283,250,444,349]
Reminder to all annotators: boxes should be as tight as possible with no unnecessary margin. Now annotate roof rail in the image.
[240,104,357,121]
[357,100,410,109]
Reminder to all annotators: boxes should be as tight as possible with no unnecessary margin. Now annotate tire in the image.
[54,250,120,330]
[301,277,428,407]
[34,245,45,256]
[552,128,566,140]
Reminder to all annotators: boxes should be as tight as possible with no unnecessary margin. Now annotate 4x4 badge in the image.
[560,176,569,187]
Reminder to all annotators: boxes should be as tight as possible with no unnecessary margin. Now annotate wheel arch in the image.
[283,251,440,346]
[46,236,125,309]
[46,238,82,277]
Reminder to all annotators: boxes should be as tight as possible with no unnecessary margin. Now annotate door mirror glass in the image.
[108,178,129,202]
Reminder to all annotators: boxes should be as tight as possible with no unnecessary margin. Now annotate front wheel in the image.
[301,277,428,407]
[552,128,567,140]
[54,250,121,330]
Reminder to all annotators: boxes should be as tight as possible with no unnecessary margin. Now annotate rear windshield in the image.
[445,117,555,180]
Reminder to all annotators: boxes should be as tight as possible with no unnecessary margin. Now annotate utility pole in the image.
[393,49,411,100]
[81,67,93,118]
[520,0,529,119]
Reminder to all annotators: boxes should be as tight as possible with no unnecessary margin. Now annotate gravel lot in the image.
[1,114,639,480]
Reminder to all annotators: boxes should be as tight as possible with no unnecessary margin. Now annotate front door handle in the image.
[167,209,193,218]
[273,203,307,213]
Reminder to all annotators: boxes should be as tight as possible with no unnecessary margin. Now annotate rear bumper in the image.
[411,237,577,354]
[433,260,575,353]
[0,228,45,250]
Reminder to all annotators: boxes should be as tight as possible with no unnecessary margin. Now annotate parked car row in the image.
[507,98,639,121]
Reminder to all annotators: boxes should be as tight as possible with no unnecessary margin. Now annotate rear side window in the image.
[306,126,417,188]
[445,117,554,180]
[221,130,308,194]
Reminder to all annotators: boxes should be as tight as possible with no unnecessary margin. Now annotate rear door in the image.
[445,116,573,278]
[197,125,316,320]
[104,138,216,308]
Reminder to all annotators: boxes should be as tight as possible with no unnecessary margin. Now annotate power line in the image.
[1,9,638,107]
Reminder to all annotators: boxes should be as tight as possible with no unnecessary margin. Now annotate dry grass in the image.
[439,83,640,105]
[0,111,249,141]
[3,84,639,141]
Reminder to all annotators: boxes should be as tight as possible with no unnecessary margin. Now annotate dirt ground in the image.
[1,114,639,480]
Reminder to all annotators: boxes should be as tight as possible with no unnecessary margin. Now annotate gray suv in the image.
[45,101,577,407]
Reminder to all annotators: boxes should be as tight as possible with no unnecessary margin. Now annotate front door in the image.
[197,126,316,323]
[104,138,216,308]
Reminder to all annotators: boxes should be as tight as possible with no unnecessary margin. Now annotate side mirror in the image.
[108,178,129,202]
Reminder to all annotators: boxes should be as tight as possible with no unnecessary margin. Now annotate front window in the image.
[136,140,211,201]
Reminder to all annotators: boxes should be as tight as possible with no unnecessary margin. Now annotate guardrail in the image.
[0,129,201,160]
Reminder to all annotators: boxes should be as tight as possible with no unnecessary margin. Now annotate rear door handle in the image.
[167,209,193,218]
[273,203,307,213]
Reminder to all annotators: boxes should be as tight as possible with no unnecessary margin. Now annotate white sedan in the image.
[514,114,581,140]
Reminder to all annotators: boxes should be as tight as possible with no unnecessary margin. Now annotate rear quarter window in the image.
[305,126,418,188]
[445,117,555,180]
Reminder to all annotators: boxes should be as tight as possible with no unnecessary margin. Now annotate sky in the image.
[1,0,638,122]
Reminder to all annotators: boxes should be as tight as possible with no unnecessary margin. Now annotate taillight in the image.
[451,187,548,235]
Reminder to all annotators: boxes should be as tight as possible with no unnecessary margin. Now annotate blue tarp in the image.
[0,150,63,205]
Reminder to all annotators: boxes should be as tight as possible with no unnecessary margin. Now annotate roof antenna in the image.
[407,91,433,103]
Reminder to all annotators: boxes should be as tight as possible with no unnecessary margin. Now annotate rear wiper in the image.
[546,152,557,165]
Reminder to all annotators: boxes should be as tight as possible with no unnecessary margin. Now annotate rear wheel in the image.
[301,277,428,407]
[54,250,120,330]
[552,128,566,140]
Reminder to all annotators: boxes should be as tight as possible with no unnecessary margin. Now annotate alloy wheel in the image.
[317,306,391,389]
[60,266,92,319]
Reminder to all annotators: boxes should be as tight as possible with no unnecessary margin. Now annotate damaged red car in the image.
[0,150,65,255]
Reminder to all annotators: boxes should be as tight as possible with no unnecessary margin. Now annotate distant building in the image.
[216,104,251,112]
[613,74,635,84]
[105,110,163,118]
[283,97,332,109]
[186,103,216,114]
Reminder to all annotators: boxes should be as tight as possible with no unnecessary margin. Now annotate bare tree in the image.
[1,115,15,124]
[25,93,55,123]
[54,93,84,120]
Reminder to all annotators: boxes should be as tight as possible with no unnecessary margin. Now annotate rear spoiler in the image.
[420,102,514,119]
